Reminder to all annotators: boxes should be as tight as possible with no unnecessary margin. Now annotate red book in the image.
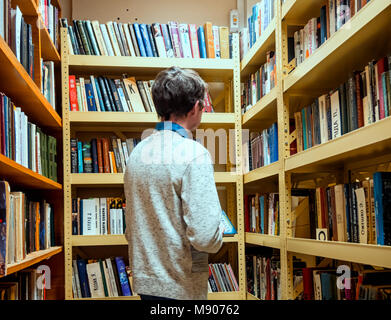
[290,118,297,155]
[302,267,314,300]
[355,72,364,128]
[69,75,79,111]
[96,138,104,173]
[0,93,4,155]
[102,138,111,173]
[188,24,200,58]
[376,57,388,120]
[244,195,250,232]
[320,187,328,230]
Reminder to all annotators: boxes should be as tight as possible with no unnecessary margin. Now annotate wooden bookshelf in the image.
[1,246,63,278]
[39,15,61,62]
[73,295,141,300]
[240,0,391,300]
[62,29,246,301]
[207,292,241,300]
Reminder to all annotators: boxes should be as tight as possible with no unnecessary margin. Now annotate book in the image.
[115,257,132,296]
[204,22,215,58]
[373,172,391,246]
[221,210,237,236]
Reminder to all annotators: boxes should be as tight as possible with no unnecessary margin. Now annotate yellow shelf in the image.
[244,161,281,185]
[2,247,63,278]
[70,172,238,185]
[72,234,238,246]
[285,117,391,173]
[246,292,260,300]
[242,88,278,129]
[240,18,276,79]
[245,233,281,249]
[73,295,140,300]
[207,291,241,300]
[287,237,391,269]
[284,0,391,94]
[282,0,327,23]
[68,55,235,82]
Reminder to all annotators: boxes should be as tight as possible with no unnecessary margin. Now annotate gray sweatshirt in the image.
[124,129,223,300]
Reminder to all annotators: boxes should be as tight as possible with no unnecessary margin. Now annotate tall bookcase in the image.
[242,0,391,300]
[61,29,247,300]
[0,0,63,299]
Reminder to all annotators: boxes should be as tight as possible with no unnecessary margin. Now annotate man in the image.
[124,66,224,300]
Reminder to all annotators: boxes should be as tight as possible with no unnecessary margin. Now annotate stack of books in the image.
[70,137,140,174]
[60,18,232,59]
[39,0,60,49]
[0,181,55,277]
[0,3,34,78]
[72,256,135,299]
[208,263,239,293]
[72,197,126,236]
[0,92,58,182]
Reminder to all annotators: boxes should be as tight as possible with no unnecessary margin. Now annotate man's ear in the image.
[190,101,199,115]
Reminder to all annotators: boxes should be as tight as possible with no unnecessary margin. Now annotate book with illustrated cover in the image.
[221,210,236,236]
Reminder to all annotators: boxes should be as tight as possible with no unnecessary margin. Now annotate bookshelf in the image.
[242,0,391,300]
[0,0,63,299]
[61,27,247,300]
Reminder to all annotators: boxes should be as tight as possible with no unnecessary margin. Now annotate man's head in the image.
[152,66,207,131]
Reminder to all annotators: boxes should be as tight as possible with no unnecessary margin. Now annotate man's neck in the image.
[167,117,191,132]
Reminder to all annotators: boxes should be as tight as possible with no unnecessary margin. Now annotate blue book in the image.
[77,259,91,298]
[382,73,389,118]
[259,195,265,234]
[94,78,105,112]
[77,141,83,173]
[301,108,307,150]
[197,26,207,59]
[91,138,98,173]
[80,199,83,235]
[320,6,327,45]
[3,97,8,158]
[115,257,132,296]
[221,210,237,235]
[306,106,312,148]
[84,82,97,111]
[132,23,147,57]
[373,172,387,245]
[146,24,158,57]
[272,122,278,163]
[320,273,337,300]
[139,24,153,57]
[160,24,174,57]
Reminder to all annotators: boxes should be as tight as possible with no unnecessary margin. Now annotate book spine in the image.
[188,24,200,58]
[151,23,167,58]
[102,138,111,173]
[133,23,147,57]
[115,257,132,296]
[168,21,182,58]
[77,141,83,173]
[373,172,384,245]
[160,23,174,58]
[204,22,215,58]
[197,26,207,59]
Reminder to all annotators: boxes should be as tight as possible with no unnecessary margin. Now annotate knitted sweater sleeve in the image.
[181,151,224,253]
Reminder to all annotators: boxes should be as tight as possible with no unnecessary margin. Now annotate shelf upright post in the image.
[275,0,295,300]
[61,27,73,300]
[232,32,246,300]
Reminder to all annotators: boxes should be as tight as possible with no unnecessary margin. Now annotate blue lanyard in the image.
[155,121,188,139]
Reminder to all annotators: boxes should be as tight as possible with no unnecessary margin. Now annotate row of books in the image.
[0,181,55,276]
[61,18,232,59]
[207,263,239,293]
[72,198,126,236]
[240,0,275,60]
[0,93,58,181]
[241,51,276,114]
[41,60,56,110]
[70,137,140,174]
[246,249,281,300]
[72,257,135,299]
[292,0,371,67]
[242,122,278,173]
[0,3,34,78]
[39,0,60,50]
[300,265,391,300]
[293,56,391,154]
[0,267,46,300]
[244,193,279,235]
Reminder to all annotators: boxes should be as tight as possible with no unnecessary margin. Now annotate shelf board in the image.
[240,18,276,79]
[13,0,39,16]
[284,0,391,95]
[0,154,62,190]
[68,55,235,82]
[242,88,278,129]
[287,237,391,269]
[245,233,281,249]
[282,0,328,24]
[73,295,140,300]
[69,111,235,131]
[2,246,63,278]
[72,234,238,246]
[244,161,280,185]
[207,291,241,300]
[0,37,62,129]
[246,292,260,300]
[70,172,238,186]
[39,15,61,62]
[285,117,391,173]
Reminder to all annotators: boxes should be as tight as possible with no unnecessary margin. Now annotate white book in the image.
[106,21,122,56]
[14,6,22,61]
[178,24,192,58]
[334,184,346,242]
[102,260,113,297]
[374,62,380,121]
[82,199,96,235]
[91,20,108,56]
[311,18,317,52]
[110,207,117,234]
[330,90,341,139]
[67,33,74,55]
[122,141,130,164]
[361,70,370,126]
[329,0,336,35]
[36,131,42,174]
[364,66,373,125]
[78,77,88,112]
[117,138,126,172]
[86,262,105,298]
[95,198,100,235]
[115,80,130,112]
[100,24,115,56]
[212,26,221,58]
[318,95,328,144]
[90,75,101,112]
[23,113,28,167]
[14,108,21,164]
[151,23,167,58]
[100,198,108,235]
[46,203,51,248]
[31,124,36,172]
[313,271,322,300]
[117,208,123,234]
[240,28,249,59]
[299,28,304,64]
[105,258,119,296]
[123,23,136,57]
[355,187,368,244]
